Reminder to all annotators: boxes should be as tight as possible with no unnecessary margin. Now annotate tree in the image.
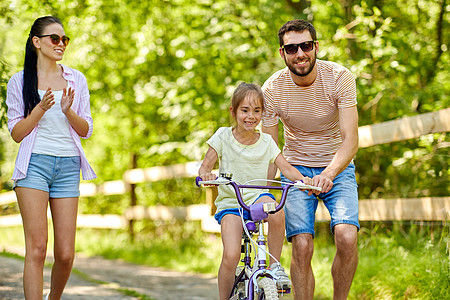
[0,0,448,209]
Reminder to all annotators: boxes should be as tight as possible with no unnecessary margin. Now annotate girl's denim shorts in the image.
[214,193,276,224]
[281,164,359,240]
[14,153,81,198]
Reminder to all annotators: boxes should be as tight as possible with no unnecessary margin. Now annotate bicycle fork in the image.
[246,221,273,300]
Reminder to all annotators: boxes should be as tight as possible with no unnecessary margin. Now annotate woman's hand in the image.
[39,88,55,111]
[61,87,75,114]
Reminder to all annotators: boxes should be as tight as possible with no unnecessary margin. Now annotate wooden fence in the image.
[0,108,449,232]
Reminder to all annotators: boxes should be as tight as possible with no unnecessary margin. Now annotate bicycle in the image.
[196,172,321,300]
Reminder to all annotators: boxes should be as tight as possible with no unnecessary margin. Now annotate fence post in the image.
[206,186,217,215]
[128,153,138,242]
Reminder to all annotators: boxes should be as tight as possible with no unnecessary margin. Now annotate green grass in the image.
[1,221,448,299]
[350,222,450,299]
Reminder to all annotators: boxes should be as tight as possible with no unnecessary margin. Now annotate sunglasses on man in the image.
[37,34,70,46]
[281,40,316,55]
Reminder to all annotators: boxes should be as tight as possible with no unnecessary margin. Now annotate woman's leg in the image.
[16,187,50,300]
[255,196,285,265]
[218,214,243,300]
[48,197,78,300]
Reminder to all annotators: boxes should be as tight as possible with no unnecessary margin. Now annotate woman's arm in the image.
[10,88,55,143]
[61,87,89,137]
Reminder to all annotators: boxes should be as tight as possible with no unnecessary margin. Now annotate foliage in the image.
[0,1,448,208]
[0,2,448,298]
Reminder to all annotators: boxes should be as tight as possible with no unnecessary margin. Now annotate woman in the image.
[6,16,96,300]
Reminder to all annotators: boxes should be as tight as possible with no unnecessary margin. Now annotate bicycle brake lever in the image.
[263,202,276,213]
[293,181,322,192]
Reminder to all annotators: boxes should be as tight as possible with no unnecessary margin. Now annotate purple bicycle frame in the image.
[196,176,295,299]
[230,182,293,300]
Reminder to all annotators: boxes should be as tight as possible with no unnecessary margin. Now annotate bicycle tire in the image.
[257,277,279,300]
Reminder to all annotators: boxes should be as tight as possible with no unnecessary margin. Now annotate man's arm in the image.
[312,106,359,193]
[262,124,279,180]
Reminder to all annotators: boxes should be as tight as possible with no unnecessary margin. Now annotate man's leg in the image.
[291,233,315,300]
[281,165,318,300]
[321,164,359,299]
[332,224,358,300]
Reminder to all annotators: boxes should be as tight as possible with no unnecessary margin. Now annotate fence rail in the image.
[1,108,449,230]
[2,197,448,232]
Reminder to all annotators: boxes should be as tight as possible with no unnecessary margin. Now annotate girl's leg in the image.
[48,197,78,300]
[16,187,50,300]
[255,196,285,265]
[218,214,243,300]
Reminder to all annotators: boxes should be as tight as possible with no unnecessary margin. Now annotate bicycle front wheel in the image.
[257,277,279,300]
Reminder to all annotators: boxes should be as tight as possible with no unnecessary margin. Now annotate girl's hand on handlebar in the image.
[200,172,216,181]
[199,172,217,186]
[297,176,313,190]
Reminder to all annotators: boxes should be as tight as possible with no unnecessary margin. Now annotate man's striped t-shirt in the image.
[262,59,357,167]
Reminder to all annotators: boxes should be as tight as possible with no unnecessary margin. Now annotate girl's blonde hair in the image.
[230,82,264,121]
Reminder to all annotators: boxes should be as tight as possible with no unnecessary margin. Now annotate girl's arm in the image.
[198,146,218,181]
[274,153,311,184]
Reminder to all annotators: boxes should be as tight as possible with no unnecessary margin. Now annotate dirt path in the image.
[0,246,218,300]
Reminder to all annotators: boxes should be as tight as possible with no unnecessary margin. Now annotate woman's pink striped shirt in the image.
[6,64,97,181]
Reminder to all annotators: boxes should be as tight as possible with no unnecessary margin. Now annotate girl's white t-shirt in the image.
[207,127,281,213]
[32,90,79,156]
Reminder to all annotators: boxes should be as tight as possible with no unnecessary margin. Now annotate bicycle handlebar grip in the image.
[195,176,202,187]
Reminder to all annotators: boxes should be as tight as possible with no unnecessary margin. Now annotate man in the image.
[261,19,359,300]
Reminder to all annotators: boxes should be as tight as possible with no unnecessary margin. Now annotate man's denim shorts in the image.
[14,153,81,198]
[281,164,359,241]
[214,193,276,224]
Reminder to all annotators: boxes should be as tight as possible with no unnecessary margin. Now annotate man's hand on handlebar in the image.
[294,176,322,194]
[310,173,333,195]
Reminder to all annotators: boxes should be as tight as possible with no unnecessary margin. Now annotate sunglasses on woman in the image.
[281,41,315,55]
[37,34,70,46]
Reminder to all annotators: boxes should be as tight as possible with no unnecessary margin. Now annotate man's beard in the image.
[285,56,316,77]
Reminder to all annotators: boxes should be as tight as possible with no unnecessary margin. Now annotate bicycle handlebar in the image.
[195,175,321,214]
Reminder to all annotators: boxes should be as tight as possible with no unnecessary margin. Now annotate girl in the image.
[198,82,313,300]
[6,16,96,300]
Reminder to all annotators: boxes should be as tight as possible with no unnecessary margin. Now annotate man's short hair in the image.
[278,19,317,46]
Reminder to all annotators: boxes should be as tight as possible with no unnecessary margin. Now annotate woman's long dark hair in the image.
[23,16,63,117]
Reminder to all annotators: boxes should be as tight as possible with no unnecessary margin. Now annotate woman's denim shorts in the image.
[14,153,81,198]
[281,164,359,241]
